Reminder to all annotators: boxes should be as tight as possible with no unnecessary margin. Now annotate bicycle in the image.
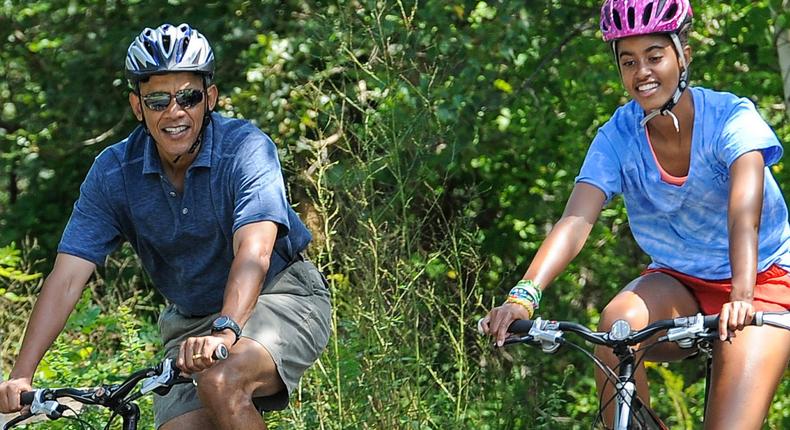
[2,345,228,430]
[489,311,790,429]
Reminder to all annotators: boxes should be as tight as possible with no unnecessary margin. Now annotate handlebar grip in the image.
[508,319,535,334]
[702,314,719,329]
[701,312,773,330]
[213,344,229,361]
[20,391,35,406]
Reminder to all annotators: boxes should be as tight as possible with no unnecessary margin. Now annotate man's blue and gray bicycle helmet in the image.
[125,23,214,88]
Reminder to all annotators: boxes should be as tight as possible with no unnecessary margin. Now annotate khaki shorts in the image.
[152,259,332,428]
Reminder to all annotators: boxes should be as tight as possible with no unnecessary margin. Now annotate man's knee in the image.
[196,353,282,407]
[196,362,250,406]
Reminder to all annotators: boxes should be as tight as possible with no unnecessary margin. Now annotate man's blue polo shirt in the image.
[58,113,312,316]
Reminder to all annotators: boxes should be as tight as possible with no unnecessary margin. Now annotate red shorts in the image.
[644,265,790,315]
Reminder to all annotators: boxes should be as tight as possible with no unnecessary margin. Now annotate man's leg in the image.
[195,338,283,429]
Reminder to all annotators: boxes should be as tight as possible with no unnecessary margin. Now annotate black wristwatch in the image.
[211,315,241,345]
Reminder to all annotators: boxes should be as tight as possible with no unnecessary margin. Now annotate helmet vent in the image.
[627,7,635,29]
[656,0,668,16]
[642,3,654,26]
[162,35,171,53]
[144,40,156,58]
[664,2,678,22]
[179,37,190,61]
[612,9,622,30]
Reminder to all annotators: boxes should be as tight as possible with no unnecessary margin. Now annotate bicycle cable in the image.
[61,404,93,430]
[557,340,624,430]
[103,409,118,430]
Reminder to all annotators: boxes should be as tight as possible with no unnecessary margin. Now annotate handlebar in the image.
[501,311,789,351]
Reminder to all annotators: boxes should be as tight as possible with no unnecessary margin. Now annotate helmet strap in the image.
[639,33,689,132]
[172,79,212,164]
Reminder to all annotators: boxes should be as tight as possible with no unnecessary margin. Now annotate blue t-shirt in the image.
[576,86,790,279]
[58,112,312,315]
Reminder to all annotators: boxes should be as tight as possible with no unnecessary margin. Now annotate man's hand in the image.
[177,334,232,374]
[0,377,33,413]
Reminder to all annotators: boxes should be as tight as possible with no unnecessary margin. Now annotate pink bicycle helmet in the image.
[600,0,693,42]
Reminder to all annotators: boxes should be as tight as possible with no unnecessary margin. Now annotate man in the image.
[0,23,331,430]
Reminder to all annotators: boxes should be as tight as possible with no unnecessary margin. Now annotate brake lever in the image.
[140,359,177,395]
[665,313,707,348]
[503,334,535,346]
[30,391,62,419]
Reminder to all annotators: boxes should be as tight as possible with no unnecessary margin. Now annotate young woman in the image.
[481,0,790,428]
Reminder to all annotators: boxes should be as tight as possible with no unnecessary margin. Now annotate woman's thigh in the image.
[705,325,790,429]
[599,271,701,361]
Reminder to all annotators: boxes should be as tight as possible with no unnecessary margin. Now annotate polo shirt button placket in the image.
[182,207,189,215]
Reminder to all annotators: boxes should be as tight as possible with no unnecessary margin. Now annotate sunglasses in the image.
[142,88,204,111]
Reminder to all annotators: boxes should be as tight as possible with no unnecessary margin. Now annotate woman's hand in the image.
[717,300,755,341]
[480,303,533,348]
[0,377,33,413]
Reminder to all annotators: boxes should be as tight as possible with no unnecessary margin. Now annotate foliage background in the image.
[1,0,789,428]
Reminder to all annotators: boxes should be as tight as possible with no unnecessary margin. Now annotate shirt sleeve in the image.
[574,129,623,202]
[719,98,783,167]
[231,132,291,237]
[58,156,122,266]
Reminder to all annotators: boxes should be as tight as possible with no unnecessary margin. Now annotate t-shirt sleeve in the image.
[58,157,122,265]
[574,129,623,202]
[719,99,783,167]
[231,132,291,237]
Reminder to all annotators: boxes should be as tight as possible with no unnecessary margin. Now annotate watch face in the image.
[214,316,230,328]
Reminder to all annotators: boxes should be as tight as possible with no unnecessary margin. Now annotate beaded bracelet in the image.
[511,279,542,304]
[505,279,542,318]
